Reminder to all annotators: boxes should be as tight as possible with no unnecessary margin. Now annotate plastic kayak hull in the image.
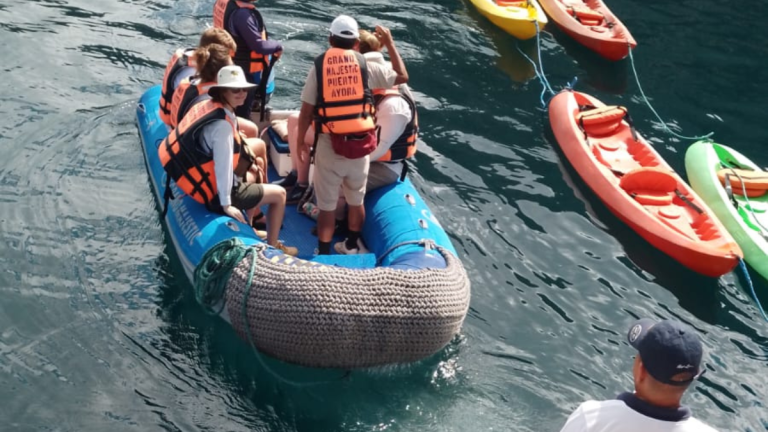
[685,141,768,280]
[469,0,548,40]
[548,91,741,277]
[538,0,636,60]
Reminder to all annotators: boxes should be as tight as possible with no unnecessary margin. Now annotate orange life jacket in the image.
[169,78,216,129]
[373,87,419,162]
[313,48,375,135]
[158,100,241,209]
[159,48,196,126]
[213,0,270,76]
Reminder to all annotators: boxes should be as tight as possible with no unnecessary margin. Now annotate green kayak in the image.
[685,141,768,280]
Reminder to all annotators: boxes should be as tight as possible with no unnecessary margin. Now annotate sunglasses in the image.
[227,88,249,94]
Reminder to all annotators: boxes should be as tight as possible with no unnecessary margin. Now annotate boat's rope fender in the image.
[194,238,471,369]
[194,238,352,386]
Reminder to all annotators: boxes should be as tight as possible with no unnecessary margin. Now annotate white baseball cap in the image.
[209,65,257,91]
[330,15,359,39]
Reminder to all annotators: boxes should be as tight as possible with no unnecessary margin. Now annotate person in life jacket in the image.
[159,27,237,127]
[159,64,297,255]
[358,29,418,191]
[213,0,283,119]
[295,16,409,255]
[171,43,270,184]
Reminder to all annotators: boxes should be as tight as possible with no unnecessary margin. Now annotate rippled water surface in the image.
[1,0,767,430]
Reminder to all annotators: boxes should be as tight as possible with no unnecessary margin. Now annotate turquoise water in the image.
[1,0,767,430]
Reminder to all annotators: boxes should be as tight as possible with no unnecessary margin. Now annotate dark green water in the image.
[1,0,766,430]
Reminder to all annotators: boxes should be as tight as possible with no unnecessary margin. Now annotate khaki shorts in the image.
[313,135,369,211]
[212,180,264,213]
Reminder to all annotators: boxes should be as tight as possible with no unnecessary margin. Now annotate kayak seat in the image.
[496,0,526,6]
[717,168,768,197]
[627,142,659,166]
[620,167,677,206]
[576,105,626,138]
[567,5,604,24]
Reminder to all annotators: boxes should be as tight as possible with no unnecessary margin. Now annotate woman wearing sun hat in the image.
[159,64,297,255]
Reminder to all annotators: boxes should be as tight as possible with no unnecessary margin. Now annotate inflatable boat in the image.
[136,85,471,369]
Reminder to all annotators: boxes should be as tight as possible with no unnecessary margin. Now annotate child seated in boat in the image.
[162,65,297,255]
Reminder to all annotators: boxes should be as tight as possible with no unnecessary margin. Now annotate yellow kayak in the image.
[469,0,548,40]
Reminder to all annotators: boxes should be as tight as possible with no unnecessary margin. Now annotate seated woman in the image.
[162,65,297,255]
[172,43,269,183]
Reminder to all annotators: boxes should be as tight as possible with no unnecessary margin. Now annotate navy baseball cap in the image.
[627,319,703,386]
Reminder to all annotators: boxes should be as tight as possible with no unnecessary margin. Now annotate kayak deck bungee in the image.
[136,85,471,368]
[469,0,548,40]
[537,0,636,60]
[685,141,768,280]
[548,90,742,277]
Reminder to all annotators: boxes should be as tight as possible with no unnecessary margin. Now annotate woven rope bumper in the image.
[224,246,471,369]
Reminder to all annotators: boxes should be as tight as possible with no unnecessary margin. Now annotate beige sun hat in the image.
[209,65,257,92]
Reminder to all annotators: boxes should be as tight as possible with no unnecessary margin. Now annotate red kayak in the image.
[538,0,636,60]
[548,91,742,277]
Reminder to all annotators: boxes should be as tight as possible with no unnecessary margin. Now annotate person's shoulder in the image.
[366,60,386,71]
[575,399,626,412]
[363,51,385,63]
[232,7,259,22]
[683,417,719,432]
[563,399,626,422]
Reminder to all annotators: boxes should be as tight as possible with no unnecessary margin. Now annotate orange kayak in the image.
[538,0,636,60]
[548,91,742,277]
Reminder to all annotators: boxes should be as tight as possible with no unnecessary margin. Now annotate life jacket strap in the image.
[165,127,216,210]
[161,174,174,219]
[316,98,369,108]
[400,159,409,182]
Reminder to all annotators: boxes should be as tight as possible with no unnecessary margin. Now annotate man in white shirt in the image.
[559,319,718,432]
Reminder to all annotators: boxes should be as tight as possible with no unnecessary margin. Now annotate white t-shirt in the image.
[363,52,412,174]
[560,397,717,432]
[200,109,238,207]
